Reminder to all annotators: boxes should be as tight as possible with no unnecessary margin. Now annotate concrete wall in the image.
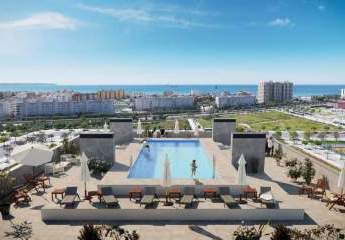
[212,119,236,146]
[97,184,248,198]
[41,208,304,222]
[110,118,133,145]
[79,132,115,165]
[232,133,266,174]
[273,139,341,192]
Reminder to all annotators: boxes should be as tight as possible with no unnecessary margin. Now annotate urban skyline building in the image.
[257,80,294,104]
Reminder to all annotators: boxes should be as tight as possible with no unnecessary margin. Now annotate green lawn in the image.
[198,111,341,132]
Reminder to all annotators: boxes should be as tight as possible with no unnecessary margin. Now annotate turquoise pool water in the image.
[128,139,214,179]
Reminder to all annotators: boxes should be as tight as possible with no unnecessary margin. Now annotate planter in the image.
[0,203,11,219]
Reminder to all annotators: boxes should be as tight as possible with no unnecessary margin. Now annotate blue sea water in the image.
[0,83,344,96]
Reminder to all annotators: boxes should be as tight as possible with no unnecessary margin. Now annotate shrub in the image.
[88,159,111,175]
[5,221,32,240]
[302,158,316,185]
[78,225,102,240]
[285,158,297,167]
[233,225,266,240]
[270,224,292,240]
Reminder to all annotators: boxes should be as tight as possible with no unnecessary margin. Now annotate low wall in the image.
[97,184,248,197]
[273,139,341,192]
[41,208,304,222]
[133,130,212,138]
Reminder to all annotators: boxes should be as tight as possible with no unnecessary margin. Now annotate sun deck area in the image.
[1,137,345,239]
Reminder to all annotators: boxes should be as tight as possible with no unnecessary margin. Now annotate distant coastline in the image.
[0,83,344,96]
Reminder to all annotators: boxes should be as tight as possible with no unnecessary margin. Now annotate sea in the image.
[0,83,344,96]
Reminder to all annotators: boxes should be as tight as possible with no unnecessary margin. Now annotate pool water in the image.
[128,139,214,179]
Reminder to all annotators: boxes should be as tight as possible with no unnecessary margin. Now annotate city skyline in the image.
[0,0,345,85]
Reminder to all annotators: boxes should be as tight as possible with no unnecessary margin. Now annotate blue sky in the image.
[0,0,344,85]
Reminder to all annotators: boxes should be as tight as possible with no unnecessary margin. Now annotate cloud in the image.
[318,5,325,11]
[269,18,294,27]
[0,12,80,31]
[77,4,219,29]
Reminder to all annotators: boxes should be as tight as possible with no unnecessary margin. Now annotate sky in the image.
[0,0,344,85]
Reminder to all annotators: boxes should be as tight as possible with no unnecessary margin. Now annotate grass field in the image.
[198,111,341,132]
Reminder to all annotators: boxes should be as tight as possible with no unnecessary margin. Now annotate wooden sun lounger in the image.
[219,187,237,208]
[180,187,196,206]
[100,187,118,207]
[140,187,157,206]
[61,186,80,206]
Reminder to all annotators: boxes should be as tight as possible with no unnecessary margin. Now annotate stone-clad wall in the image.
[109,118,133,145]
[212,119,236,146]
[79,132,115,165]
[232,133,266,174]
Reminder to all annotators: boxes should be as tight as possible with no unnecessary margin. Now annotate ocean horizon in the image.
[0,83,344,97]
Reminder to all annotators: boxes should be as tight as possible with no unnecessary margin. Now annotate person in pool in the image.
[191,159,198,178]
[143,140,150,152]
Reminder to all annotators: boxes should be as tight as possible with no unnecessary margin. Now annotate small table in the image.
[86,190,101,202]
[129,188,143,200]
[203,188,217,200]
[168,188,182,200]
[51,188,65,201]
[243,187,257,200]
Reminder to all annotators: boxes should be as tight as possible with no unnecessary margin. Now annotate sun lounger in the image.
[140,187,157,206]
[61,186,80,206]
[259,186,276,208]
[219,187,237,208]
[180,187,196,207]
[100,187,118,207]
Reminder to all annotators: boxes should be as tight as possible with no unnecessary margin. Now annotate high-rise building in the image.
[341,89,345,99]
[257,81,293,104]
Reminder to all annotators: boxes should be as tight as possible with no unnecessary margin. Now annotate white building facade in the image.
[215,94,256,108]
[4,100,115,118]
[341,89,345,99]
[134,96,194,111]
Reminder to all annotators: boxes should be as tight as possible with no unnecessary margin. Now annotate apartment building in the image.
[96,89,125,100]
[6,99,115,118]
[134,95,194,111]
[257,81,293,104]
[215,92,256,108]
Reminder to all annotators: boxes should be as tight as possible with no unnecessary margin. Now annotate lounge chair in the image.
[219,187,237,208]
[100,187,118,207]
[180,187,196,207]
[259,186,276,208]
[140,187,158,207]
[61,186,80,206]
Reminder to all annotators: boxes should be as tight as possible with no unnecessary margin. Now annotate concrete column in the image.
[79,132,115,165]
[212,119,236,146]
[109,118,133,145]
[232,133,266,174]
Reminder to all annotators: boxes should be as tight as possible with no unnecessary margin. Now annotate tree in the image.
[333,132,340,142]
[318,132,326,143]
[302,158,316,185]
[304,131,311,141]
[290,131,298,143]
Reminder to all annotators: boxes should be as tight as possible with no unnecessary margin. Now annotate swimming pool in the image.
[128,139,214,179]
